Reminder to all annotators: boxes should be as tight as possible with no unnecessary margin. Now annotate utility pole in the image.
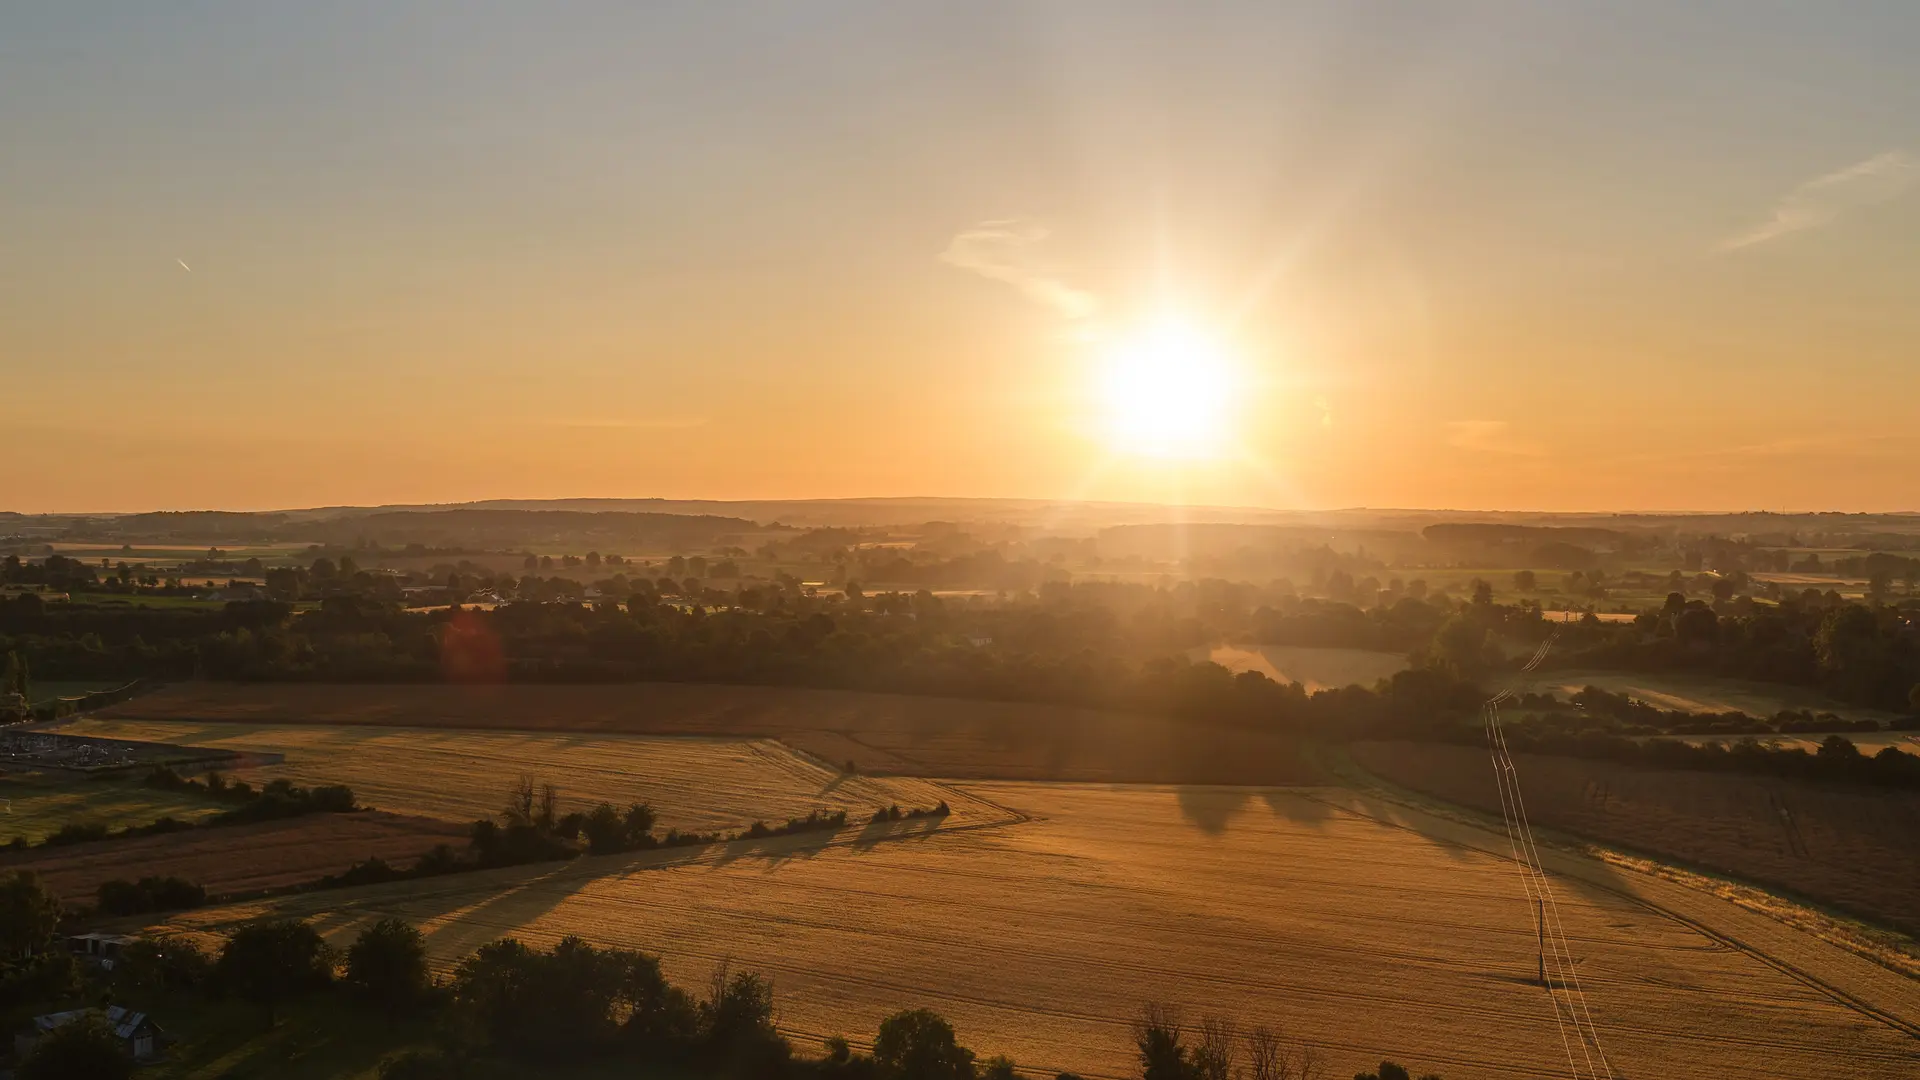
[1537,897,1547,987]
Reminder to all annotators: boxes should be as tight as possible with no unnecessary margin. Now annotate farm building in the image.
[15,1005,162,1061]
[68,932,139,969]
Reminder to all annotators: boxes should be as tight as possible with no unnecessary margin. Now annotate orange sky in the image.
[4,5,1918,514]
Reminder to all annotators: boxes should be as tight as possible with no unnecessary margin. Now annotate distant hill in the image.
[6,498,1918,552]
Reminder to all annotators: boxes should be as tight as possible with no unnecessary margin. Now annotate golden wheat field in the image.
[57,719,972,833]
[137,782,1920,1080]
[92,683,1321,785]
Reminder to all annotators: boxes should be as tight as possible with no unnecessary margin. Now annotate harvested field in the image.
[57,718,982,833]
[94,683,1320,786]
[1351,741,1920,935]
[141,783,1920,1080]
[1540,669,1893,724]
[0,774,226,844]
[2,811,468,904]
[1192,644,1407,691]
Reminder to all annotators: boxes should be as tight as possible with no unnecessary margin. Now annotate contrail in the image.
[177,259,192,272]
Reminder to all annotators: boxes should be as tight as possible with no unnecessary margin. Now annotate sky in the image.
[3,2,1918,514]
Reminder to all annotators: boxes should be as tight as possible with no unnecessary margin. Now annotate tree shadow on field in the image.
[1177,788,1248,834]
[709,826,841,869]
[415,863,594,959]
[851,816,943,851]
[1175,786,1338,835]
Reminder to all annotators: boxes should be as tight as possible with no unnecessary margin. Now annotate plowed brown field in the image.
[1350,741,1920,935]
[94,682,1319,785]
[139,783,1920,1080]
[3,811,468,904]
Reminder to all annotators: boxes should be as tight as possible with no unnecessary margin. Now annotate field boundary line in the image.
[773,738,1033,830]
[1334,744,1920,982]
[1305,787,1920,1044]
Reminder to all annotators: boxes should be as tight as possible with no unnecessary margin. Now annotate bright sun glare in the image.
[1097,319,1241,459]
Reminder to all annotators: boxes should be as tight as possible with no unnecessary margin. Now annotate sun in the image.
[1096,318,1241,459]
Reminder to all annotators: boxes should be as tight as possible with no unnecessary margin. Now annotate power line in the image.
[1482,626,1615,1078]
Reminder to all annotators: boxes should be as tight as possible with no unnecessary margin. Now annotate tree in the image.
[1674,606,1719,647]
[451,935,691,1060]
[216,919,333,1027]
[1243,1026,1290,1080]
[703,961,779,1052]
[873,1009,974,1080]
[1192,1016,1236,1080]
[1815,604,1892,703]
[981,1056,1019,1080]
[1511,570,1535,593]
[345,918,431,1012]
[1133,1003,1190,1080]
[115,937,213,996]
[1353,1065,1440,1080]
[17,1015,133,1080]
[1817,735,1860,761]
[2,649,28,699]
[823,1035,853,1065]
[0,870,62,958]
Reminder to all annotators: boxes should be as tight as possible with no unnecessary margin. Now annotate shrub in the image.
[43,821,111,847]
[96,876,206,916]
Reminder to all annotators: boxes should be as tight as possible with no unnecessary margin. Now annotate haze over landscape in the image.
[7,4,1920,512]
[3,5,1919,1080]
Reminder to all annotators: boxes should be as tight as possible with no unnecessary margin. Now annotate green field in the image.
[0,774,226,844]
[25,681,128,705]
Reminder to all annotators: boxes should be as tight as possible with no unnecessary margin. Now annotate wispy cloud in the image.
[1722,150,1920,251]
[940,219,1097,320]
[1446,420,1543,457]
